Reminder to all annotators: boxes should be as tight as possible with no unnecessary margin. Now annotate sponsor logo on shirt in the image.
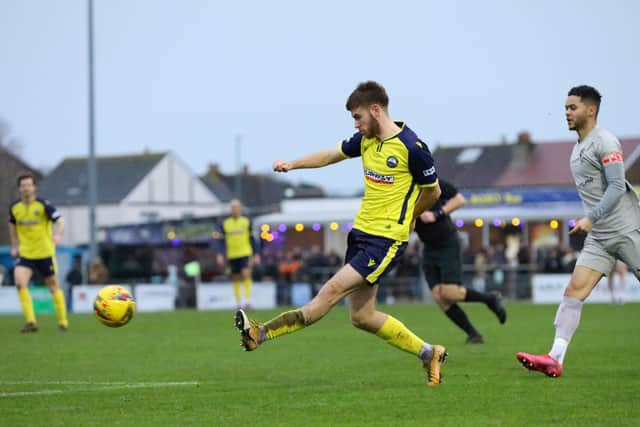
[602,152,623,165]
[423,166,436,176]
[364,168,394,184]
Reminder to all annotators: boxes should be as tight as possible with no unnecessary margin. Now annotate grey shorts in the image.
[576,228,640,279]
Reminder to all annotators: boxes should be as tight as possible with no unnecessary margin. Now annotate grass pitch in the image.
[1,302,639,426]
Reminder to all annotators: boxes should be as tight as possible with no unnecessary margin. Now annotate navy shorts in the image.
[229,256,250,274]
[15,256,56,278]
[345,229,407,285]
[422,233,462,289]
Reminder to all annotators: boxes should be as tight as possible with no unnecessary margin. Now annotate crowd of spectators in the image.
[0,238,584,306]
[243,240,582,304]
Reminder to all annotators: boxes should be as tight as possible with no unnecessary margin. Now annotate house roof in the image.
[626,144,640,183]
[200,169,234,203]
[201,164,326,213]
[0,147,43,245]
[0,146,43,182]
[40,152,166,205]
[493,141,574,187]
[433,144,514,189]
[433,136,640,189]
[222,173,288,211]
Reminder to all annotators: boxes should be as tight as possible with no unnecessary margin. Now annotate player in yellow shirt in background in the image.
[217,199,260,309]
[8,172,68,332]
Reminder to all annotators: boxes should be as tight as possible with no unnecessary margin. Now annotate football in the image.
[93,285,136,327]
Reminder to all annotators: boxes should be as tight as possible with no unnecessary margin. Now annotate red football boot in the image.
[516,352,563,378]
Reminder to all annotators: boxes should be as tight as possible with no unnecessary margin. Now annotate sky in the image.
[1,0,639,194]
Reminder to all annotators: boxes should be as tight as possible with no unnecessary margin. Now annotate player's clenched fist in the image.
[273,160,292,172]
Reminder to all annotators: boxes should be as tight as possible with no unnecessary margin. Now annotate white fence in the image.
[2,275,638,314]
[0,282,277,314]
[196,282,276,310]
[532,274,640,303]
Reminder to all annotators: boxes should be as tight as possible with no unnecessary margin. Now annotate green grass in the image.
[1,303,639,426]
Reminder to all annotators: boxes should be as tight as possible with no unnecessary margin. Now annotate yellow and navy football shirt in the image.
[222,215,254,260]
[338,121,438,242]
[9,198,61,259]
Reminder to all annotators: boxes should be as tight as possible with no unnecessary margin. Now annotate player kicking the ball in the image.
[517,85,640,377]
[234,81,448,386]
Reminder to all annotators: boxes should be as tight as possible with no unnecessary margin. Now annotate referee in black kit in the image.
[414,179,506,344]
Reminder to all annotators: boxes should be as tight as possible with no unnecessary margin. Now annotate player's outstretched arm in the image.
[273,148,345,173]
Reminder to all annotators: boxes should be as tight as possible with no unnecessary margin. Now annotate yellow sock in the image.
[264,309,306,340]
[243,278,252,300]
[232,281,241,304]
[52,289,68,327]
[375,315,424,356]
[17,288,36,324]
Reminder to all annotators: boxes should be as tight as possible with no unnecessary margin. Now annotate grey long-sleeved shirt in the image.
[569,127,640,239]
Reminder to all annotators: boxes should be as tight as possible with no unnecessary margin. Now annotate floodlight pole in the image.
[87,0,98,262]
[235,134,243,202]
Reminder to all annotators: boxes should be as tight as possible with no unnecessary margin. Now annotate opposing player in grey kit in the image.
[516,85,640,377]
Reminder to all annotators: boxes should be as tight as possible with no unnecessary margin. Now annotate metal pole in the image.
[87,0,98,261]
[234,134,243,201]
[482,222,490,248]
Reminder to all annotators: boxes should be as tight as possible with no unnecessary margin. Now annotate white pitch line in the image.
[0,390,64,397]
[0,381,128,385]
[0,381,199,398]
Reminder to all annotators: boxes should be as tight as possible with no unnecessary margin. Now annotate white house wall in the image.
[125,153,220,205]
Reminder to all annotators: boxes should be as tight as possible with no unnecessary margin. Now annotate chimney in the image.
[517,131,532,145]
[207,163,222,178]
[511,130,535,168]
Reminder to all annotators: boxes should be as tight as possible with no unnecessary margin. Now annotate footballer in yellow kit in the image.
[234,81,448,387]
[217,199,259,309]
[9,173,68,333]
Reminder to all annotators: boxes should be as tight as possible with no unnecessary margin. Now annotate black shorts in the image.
[345,229,407,285]
[15,256,56,279]
[229,256,250,274]
[422,233,462,289]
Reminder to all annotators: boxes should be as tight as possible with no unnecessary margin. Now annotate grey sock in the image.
[553,296,583,342]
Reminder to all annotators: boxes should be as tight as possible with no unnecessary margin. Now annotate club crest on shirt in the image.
[577,177,594,188]
[386,156,398,168]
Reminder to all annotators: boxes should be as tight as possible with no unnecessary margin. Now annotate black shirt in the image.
[414,179,459,247]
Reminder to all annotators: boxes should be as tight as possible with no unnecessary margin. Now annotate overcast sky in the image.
[1,0,639,194]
